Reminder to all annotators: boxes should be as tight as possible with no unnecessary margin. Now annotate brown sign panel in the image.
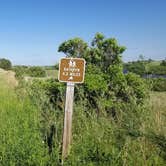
[58,58,86,83]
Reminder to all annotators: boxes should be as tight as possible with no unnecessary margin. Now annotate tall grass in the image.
[0,79,49,165]
[0,74,165,165]
[63,101,166,166]
[148,92,166,134]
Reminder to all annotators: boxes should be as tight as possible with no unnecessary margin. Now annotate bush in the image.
[28,66,46,77]
[148,65,166,75]
[124,61,146,76]
[160,60,166,66]
[13,65,28,78]
[13,66,46,78]
[0,58,12,70]
[125,73,148,104]
[150,78,166,91]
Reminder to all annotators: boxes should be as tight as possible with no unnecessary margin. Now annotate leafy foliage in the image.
[13,65,28,78]
[124,59,166,76]
[148,65,166,75]
[27,66,46,77]
[148,78,166,91]
[160,59,166,66]
[0,58,12,70]
[125,73,148,103]
[124,61,146,76]
[58,38,88,57]
[13,66,46,78]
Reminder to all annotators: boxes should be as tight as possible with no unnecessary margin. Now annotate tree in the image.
[138,54,144,61]
[124,61,146,76]
[58,33,147,114]
[58,38,88,57]
[58,33,126,72]
[90,33,126,71]
[160,59,166,66]
[0,58,12,70]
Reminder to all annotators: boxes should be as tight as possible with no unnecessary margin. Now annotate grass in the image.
[148,92,166,134]
[146,61,162,71]
[0,72,165,165]
[147,61,161,67]
[0,76,49,165]
[64,92,166,165]
[46,69,58,78]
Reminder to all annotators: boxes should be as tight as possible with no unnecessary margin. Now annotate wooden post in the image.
[62,82,75,160]
[59,58,85,163]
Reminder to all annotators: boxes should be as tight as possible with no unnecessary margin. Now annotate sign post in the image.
[62,82,74,159]
[58,58,85,160]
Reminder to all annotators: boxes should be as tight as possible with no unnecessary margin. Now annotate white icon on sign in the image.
[69,60,76,67]
[68,76,73,80]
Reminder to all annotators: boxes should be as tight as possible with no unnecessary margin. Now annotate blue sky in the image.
[0,0,166,65]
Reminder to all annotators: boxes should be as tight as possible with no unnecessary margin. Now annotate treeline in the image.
[0,58,54,78]
[124,58,166,91]
[124,58,166,76]
[13,66,46,78]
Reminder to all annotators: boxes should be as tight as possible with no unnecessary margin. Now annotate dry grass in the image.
[0,68,18,88]
[46,69,58,78]
[149,92,166,135]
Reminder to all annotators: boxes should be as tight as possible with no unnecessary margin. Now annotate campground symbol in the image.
[58,58,85,83]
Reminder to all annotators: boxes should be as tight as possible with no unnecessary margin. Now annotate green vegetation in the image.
[46,69,58,78]
[0,79,49,165]
[124,59,166,76]
[124,60,146,76]
[148,78,166,91]
[27,66,46,77]
[160,59,166,66]
[0,76,165,165]
[0,33,165,165]
[124,58,166,91]
[147,64,166,75]
[0,58,12,70]
[13,66,46,78]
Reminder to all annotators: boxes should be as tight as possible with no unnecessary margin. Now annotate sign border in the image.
[58,57,86,84]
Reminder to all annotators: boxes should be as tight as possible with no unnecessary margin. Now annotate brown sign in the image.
[58,58,85,83]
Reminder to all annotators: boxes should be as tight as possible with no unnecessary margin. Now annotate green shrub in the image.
[150,78,166,91]
[13,65,28,78]
[62,103,165,166]
[148,65,166,75]
[125,73,148,104]
[124,61,146,76]
[160,60,166,66]
[13,66,46,78]
[28,66,46,77]
[0,58,12,70]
